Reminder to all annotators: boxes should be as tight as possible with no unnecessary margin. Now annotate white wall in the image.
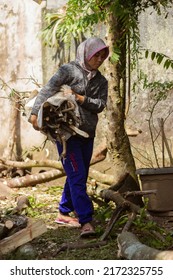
[0,0,44,154]
[127,7,173,167]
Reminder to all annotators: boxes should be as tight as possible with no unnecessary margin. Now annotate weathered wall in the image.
[0,0,44,156]
[127,7,173,168]
[0,1,173,167]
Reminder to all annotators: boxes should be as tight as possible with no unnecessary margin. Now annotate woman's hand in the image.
[30,114,39,130]
[63,86,85,104]
[74,93,85,104]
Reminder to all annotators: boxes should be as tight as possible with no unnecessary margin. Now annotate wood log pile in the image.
[0,215,47,256]
[0,188,47,256]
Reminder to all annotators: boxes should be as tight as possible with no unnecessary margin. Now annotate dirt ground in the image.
[0,184,119,260]
[1,160,173,260]
[0,160,121,260]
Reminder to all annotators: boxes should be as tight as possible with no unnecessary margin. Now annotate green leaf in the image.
[151,52,156,60]
[145,50,149,58]
[164,59,171,69]
[110,52,119,63]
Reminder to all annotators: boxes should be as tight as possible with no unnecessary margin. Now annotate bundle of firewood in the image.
[0,214,28,240]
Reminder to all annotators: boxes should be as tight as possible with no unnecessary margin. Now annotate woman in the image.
[30,37,109,237]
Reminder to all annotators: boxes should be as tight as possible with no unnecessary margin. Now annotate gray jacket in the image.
[31,61,108,138]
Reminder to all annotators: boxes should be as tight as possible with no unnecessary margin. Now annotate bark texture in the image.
[104,13,140,194]
[3,93,22,160]
[118,231,173,260]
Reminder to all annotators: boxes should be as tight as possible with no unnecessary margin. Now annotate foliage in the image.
[113,200,173,250]
[24,195,49,217]
[143,78,173,102]
[94,203,114,222]
[40,0,108,47]
[145,49,173,70]
[133,205,173,249]
[41,0,173,54]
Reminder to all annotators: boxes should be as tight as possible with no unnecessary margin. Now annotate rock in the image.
[15,243,37,259]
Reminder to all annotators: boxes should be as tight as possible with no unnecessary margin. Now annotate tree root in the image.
[53,240,107,256]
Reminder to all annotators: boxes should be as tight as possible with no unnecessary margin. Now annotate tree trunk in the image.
[15,95,23,161]
[104,13,141,201]
[3,95,18,160]
[2,92,22,160]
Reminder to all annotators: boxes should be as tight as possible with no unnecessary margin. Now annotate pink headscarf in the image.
[76,37,109,80]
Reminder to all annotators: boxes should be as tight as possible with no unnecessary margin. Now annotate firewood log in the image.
[0,218,47,255]
[117,231,173,260]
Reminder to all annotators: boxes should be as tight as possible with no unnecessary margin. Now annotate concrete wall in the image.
[0,0,44,155]
[0,1,173,167]
[127,7,173,168]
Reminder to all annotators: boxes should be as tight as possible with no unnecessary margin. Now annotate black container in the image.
[136,167,173,212]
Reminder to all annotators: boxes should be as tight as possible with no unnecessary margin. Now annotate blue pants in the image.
[56,136,94,224]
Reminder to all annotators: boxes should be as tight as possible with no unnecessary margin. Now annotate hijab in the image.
[76,37,109,80]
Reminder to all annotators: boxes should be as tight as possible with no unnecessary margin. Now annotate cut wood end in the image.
[156,250,173,260]
[5,220,14,230]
